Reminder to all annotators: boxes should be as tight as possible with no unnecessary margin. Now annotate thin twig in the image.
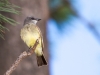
[4,39,39,75]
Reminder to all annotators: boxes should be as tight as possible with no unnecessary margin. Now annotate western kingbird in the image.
[20,17,47,66]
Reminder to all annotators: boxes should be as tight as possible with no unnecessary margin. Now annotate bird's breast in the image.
[21,29,40,48]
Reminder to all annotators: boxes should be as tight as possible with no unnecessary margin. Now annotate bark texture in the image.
[0,0,49,75]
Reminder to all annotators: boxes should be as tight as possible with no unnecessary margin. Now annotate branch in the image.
[4,39,39,75]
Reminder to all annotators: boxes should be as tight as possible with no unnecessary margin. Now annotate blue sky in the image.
[47,0,100,75]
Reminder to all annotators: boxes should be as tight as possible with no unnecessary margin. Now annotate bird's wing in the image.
[36,26,44,51]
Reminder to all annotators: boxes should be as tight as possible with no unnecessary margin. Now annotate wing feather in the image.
[36,26,44,51]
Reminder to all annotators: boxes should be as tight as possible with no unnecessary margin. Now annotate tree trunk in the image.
[0,0,49,75]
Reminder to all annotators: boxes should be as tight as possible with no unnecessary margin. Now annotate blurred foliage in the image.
[49,0,100,41]
[0,0,20,39]
[49,0,76,23]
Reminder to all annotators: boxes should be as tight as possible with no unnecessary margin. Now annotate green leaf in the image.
[0,7,20,14]
[0,24,9,31]
[0,14,19,25]
[0,34,5,40]
[0,0,20,39]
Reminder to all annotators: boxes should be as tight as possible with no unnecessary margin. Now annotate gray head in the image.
[24,17,41,25]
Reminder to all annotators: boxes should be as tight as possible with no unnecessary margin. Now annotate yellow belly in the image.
[22,31,39,47]
[20,25,43,56]
[21,31,42,55]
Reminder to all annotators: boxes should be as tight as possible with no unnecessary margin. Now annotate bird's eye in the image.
[31,17,34,20]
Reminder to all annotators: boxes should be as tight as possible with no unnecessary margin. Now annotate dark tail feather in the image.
[37,55,47,66]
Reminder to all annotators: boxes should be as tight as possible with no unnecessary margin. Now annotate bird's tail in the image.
[36,54,47,66]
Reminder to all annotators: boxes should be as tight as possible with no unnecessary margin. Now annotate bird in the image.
[20,16,47,66]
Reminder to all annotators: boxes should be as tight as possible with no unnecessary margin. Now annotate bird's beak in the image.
[34,18,41,21]
[37,19,41,21]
